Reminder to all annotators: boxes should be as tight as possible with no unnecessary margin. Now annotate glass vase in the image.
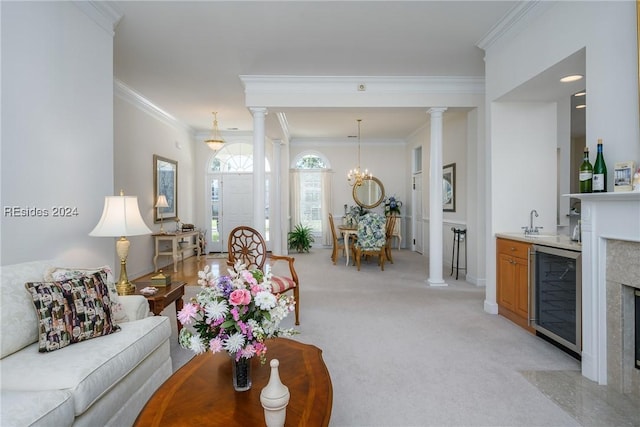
[231,355,252,392]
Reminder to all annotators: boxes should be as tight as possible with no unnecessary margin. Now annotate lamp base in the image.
[116,280,136,296]
[116,238,136,295]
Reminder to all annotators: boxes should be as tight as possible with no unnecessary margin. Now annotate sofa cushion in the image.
[25,272,120,352]
[0,316,171,415]
[0,389,74,427]
[0,260,54,358]
[44,265,128,323]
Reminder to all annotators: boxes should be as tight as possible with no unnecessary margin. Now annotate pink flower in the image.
[229,289,251,306]
[255,342,267,356]
[209,337,223,353]
[231,307,240,321]
[250,284,262,296]
[241,270,257,286]
[241,344,256,358]
[177,303,199,325]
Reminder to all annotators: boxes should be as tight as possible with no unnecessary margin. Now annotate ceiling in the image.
[111,1,582,143]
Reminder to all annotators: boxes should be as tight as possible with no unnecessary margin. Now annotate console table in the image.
[152,230,201,273]
[134,337,333,426]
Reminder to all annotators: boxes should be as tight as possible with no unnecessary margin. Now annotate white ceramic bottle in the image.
[260,359,290,427]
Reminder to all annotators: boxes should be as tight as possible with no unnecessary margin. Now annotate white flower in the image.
[204,300,229,322]
[254,291,277,310]
[189,334,207,355]
[224,332,245,354]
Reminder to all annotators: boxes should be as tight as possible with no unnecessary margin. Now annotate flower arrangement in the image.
[384,196,402,216]
[177,261,297,364]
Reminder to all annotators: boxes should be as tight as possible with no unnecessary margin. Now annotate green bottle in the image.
[592,138,607,192]
[579,146,592,193]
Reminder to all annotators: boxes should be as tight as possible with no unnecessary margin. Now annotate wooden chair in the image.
[227,226,300,325]
[328,213,346,265]
[352,213,388,271]
[384,215,397,264]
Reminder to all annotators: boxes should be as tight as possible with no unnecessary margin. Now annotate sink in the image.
[525,234,557,238]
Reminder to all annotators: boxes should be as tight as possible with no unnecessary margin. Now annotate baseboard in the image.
[484,299,499,314]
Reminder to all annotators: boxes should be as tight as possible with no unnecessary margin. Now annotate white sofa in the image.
[0,260,173,427]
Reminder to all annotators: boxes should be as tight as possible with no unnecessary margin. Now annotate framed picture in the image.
[154,155,178,223]
[443,163,456,212]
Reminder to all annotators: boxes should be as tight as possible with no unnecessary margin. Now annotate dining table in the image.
[337,224,358,266]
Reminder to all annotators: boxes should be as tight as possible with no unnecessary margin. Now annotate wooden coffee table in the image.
[134,338,332,427]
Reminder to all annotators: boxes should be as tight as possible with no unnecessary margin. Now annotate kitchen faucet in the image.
[523,209,543,235]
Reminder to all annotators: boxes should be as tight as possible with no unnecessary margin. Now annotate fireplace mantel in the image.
[567,192,640,384]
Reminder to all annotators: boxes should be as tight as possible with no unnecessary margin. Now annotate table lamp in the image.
[90,190,152,295]
[155,194,169,233]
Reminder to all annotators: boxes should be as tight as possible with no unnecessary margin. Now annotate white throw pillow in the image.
[44,266,129,323]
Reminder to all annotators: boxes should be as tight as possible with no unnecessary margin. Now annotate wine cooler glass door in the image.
[531,245,582,355]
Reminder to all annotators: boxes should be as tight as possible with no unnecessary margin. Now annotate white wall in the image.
[114,93,196,278]
[1,2,115,266]
[483,1,640,313]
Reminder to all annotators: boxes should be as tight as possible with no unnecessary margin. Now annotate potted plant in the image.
[288,224,315,253]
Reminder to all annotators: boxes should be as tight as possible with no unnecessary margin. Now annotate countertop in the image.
[496,232,582,252]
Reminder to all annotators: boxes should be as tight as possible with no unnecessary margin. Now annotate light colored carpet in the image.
[164,248,638,426]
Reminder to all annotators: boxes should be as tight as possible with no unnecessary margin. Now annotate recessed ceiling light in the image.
[574,91,586,97]
[576,104,586,109]
[560,74,584,83]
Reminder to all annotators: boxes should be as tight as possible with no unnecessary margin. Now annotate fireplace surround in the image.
[572,192,640,394]
[606,240,640,395]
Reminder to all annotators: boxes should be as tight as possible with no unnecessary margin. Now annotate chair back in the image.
[385,215,397,241]
[356,213,386,250]
[227,226,267,270]
[328,213,339,243]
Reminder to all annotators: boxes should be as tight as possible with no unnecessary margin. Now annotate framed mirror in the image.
[353,176,385,209]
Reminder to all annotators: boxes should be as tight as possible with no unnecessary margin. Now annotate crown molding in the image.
[73,1,123,36]
[114,79,194,135]
[476,0,553,51]
[290,137,406,147]
[240,75,485,95]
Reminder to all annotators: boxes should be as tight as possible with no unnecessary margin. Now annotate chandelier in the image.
[347,119,371,186]
[204,112,225,151]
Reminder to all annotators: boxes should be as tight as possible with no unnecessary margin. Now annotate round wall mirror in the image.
[353,176,385,209]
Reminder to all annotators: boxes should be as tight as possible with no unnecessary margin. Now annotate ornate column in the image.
[428,107,447,286]
[250,107,267,236]
[271,139,283,254]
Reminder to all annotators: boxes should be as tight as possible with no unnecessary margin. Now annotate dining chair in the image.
[227,226,300,325]
[328,213,345,265]
[352,212,388,271]
[384,215,397,264]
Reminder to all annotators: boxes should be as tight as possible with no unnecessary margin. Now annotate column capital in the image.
[427,107,448,116]
[249,107,268,117]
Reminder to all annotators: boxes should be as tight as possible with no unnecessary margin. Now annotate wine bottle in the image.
[592,139,607,192]
[579,146,592,193]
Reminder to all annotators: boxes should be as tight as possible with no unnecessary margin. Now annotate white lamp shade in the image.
[90,195,152,237]
[155,194,169,208]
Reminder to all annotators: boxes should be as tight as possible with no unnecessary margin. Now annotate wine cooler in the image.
[530,245,582,356]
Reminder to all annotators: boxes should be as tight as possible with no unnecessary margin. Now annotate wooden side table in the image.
[134,281,186,332]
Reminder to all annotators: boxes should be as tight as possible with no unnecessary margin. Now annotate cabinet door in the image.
[514,256,530,320]
[497,253,517,312]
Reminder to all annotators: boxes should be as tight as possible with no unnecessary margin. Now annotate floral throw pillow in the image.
[25,272,120,352]
[44,266,128,323]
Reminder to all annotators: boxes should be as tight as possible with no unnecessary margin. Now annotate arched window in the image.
[210,142,271,172]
